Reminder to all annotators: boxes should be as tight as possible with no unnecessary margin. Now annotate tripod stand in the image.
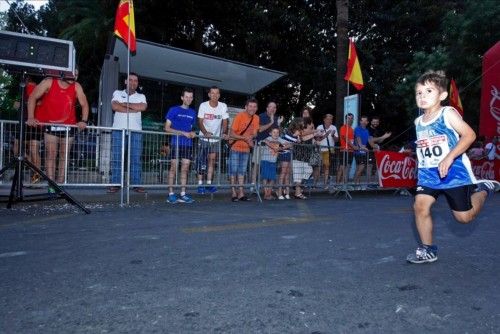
[0,74,90,214]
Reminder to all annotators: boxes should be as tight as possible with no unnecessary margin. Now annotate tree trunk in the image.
[335,0,348,128]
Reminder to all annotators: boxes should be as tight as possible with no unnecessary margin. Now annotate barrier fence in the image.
[0,119,396,204]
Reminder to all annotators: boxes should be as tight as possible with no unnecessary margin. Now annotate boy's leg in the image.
[407,193,439,264]
[413,194,436,246]
[451,181,499,223]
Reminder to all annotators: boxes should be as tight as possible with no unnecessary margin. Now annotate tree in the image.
[335,0,348,127]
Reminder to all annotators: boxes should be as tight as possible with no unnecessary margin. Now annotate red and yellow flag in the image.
[344,39,364,90]
[449,79,463,116]
[114,0,136,53]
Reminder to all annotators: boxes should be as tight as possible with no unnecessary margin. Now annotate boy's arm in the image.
[438,108,476,178]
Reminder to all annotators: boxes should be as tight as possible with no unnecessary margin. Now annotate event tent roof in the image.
[111,39,287,95]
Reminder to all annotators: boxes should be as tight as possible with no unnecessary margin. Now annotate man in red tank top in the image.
[27,71,89,192]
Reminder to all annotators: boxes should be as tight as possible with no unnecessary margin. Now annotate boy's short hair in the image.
[416,70,448,92]
[182,87,193,95]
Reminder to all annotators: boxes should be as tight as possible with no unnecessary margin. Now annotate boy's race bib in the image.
[416,134,450,168]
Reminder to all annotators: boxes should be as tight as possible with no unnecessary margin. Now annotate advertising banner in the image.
[479,42,500,138]
[375,151,417,188]
[470,159,500,182]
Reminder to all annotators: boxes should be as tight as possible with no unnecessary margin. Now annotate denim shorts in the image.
[229,151,250,176]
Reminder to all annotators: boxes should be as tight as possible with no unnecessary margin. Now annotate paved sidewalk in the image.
[0,192,499,333]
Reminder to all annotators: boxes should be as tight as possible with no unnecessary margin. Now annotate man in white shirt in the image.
[108,72,147,193]
[196,86,229,194]
[316,114,338,189]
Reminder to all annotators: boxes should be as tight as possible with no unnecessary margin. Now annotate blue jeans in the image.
[111,130,143,184]
[229,150,250,176]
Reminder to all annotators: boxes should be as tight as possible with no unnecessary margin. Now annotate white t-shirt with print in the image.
[316,124,338,152]
[111,90,147,131]
[197,101,229,142]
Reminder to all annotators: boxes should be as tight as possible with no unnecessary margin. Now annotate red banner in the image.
[470,159,500,181]
[375,151,417,188]
[479,42,500,138]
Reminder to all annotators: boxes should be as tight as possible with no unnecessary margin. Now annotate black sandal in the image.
[238,196,250,201]
[294,193,307,200]
[231,196,239,202]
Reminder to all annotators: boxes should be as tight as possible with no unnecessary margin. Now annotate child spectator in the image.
[260,128,289,200]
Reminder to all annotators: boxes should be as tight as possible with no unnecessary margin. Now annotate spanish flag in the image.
[114,0,136,53]
[344,39,364,90]
[449,79,463,116]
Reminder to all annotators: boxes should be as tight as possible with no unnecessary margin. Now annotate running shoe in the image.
[205,186,217,193]
[406,245,438,264]
[475,179,500,197]
[166,194,178,204]
[197,186,206,194]
[178,194,194,203]
[47,186,57,196]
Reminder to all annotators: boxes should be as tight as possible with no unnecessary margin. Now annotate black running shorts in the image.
[415,184,475,212]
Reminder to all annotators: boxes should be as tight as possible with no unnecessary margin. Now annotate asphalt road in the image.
[0,192,499,333]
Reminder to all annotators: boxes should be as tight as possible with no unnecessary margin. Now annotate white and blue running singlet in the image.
[415,107,476,189]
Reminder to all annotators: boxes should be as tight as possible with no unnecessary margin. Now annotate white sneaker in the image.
[284,194,291,200]
[475,179,500,196]
[278,195,285,200]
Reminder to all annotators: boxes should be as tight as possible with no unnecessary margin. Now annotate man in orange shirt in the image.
[336,113,358,186]
[229,98,260,201]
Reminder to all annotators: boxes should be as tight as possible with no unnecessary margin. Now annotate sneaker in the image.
[475,179,500,197]
[205,186,217,193]
[166,194,178,204]
[47,186,57,196]
[197,186,206,194]
[284,194,291,200]
[178,194,194,203]
[407,245,438,264]
[278,195,285,200]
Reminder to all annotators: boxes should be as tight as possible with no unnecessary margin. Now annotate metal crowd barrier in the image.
[0,119,392,204]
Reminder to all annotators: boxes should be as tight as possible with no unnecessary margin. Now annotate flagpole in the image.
[125,0,131,205]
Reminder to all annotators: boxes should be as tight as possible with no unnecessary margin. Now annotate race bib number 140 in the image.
[416,135,450,168]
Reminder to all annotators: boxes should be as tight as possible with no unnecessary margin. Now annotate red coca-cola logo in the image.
[379,154,417,180]
[472,161,495,179]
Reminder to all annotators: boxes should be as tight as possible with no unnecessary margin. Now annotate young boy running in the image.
[407,70,500,264]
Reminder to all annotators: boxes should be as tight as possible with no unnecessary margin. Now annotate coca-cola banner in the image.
[470,159,500,182]
[375,151,417,188]
[479,42,500,138]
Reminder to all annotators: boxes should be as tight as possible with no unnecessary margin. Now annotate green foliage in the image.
[0,70,16,120]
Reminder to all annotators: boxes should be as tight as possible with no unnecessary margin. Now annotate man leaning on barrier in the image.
[196,86,229,194]
[164,88,196,204]
[229,98,260,202]
[107,72,147,194]
[27,70,89,194]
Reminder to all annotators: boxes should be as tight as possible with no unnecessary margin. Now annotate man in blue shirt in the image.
[353,115,371,188]
[165,88,196,203]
